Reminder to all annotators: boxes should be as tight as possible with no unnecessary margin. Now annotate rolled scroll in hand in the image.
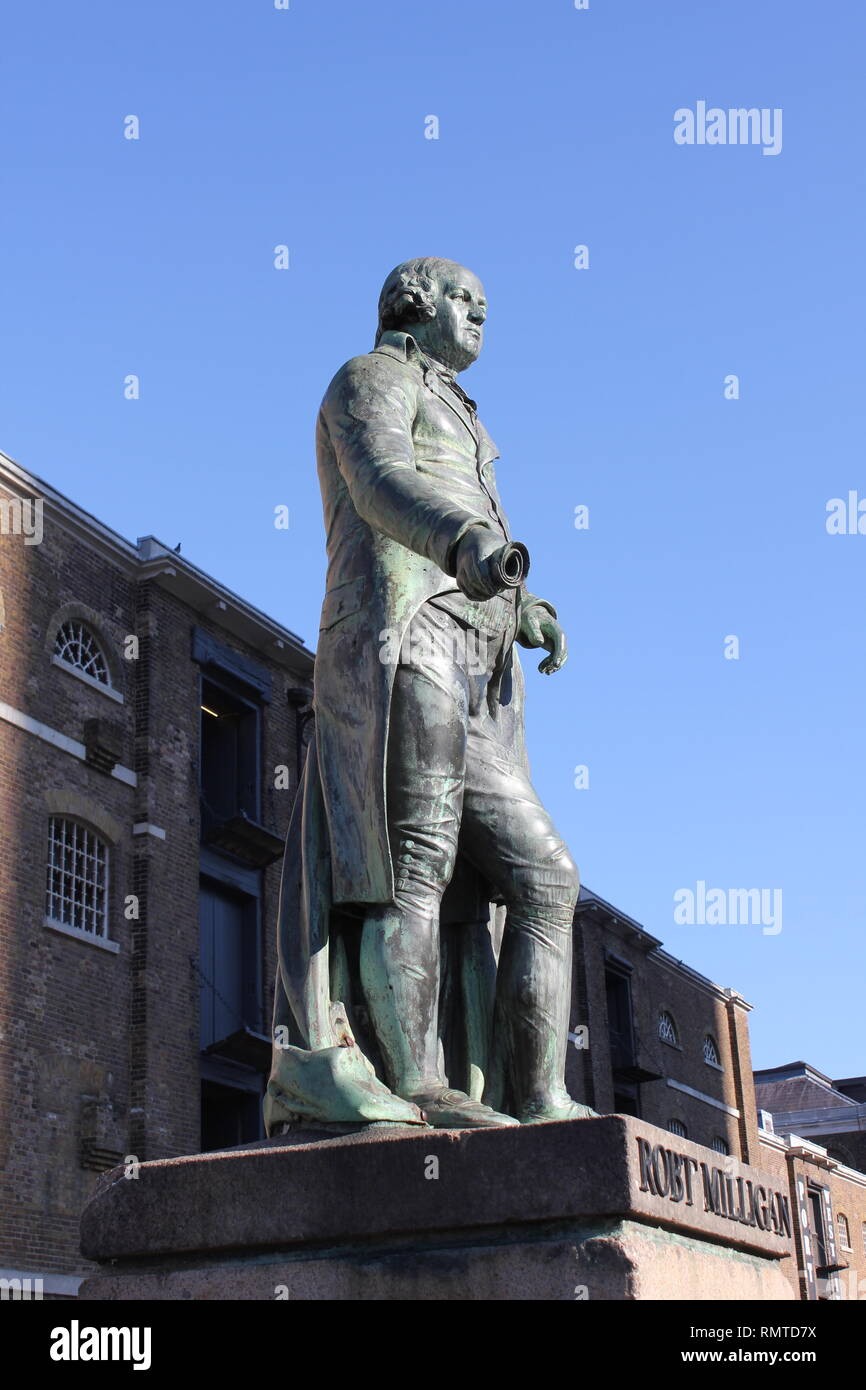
[487,540,530,589]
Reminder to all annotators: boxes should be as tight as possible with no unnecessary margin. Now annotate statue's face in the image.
[415,266,487,373]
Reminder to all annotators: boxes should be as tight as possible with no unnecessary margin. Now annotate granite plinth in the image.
[79,1115,795,1301]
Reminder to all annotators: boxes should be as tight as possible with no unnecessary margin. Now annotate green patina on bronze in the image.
[265,259,596,1132]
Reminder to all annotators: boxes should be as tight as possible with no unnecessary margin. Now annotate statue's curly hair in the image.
[375,257,463,342]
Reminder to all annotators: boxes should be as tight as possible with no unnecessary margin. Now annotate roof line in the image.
[753,1061,837,1089]
[576,884,748,1005]
[0,450,315,667]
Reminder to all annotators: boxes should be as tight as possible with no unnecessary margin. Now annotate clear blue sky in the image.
[2,1,863,1076]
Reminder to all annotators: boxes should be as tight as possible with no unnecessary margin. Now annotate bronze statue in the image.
[265,258,594,1130]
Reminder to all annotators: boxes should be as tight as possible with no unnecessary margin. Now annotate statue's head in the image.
[376,257,486,373]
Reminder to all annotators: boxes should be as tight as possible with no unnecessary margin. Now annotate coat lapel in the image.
[422,369,479,442]
[476,419,500,468]
[374,333,499,460]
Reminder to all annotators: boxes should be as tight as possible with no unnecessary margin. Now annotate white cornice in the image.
[651,949,737,1004]
[665,1077,740,1118]
[0,452,139,570]
[577,888,751,1007]
[758,1132,866,1187]
[136,538,313,676]
[758,1130,789,1152]
[0,702,137,786]
[772,1105,866,1138]
[0,1269,83,1297]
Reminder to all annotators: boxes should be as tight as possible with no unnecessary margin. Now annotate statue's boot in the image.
[361,906,520,1128]
[517,1094,597,1124]
[406,1085,519,1129]
[264,1043,428,1132]
[494,907,597,1125]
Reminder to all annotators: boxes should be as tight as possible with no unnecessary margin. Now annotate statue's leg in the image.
[360,603,518,1128]
[460,722,595,1123]
[361,900,442,1096]
[457,919,498,1101]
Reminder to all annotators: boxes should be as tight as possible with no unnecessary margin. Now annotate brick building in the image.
[567,888,866,1300]
[0,451,862,1300]
[755,1063,866,1300]
[568,887,757,1161]
[0,451,313,1295]
[755,1062,866,1176]
[756,1120,866,1301]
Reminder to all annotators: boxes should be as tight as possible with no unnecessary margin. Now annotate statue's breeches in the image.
[384,601,579,932]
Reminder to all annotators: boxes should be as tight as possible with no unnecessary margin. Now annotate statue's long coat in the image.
[265,331,548,1131]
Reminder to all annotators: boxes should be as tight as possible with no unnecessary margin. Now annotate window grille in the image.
[54,621,110,685]
[658,1011,678,1045]
[45,817,108,937]
[703,1035,721,1066]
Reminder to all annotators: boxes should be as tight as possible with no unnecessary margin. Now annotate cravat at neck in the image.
[422,354,478,415]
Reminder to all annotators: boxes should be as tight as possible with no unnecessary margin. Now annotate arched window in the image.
[45,817,109,939]
[53,620,111,687]
[702,1034,721,1066]
[711,1135,730,1155]
[668,1118,687,1139]
[658,1011,678,1046]
[836,1213,851,1250]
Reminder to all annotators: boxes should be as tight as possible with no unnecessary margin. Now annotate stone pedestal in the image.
[79,1115,795,1300]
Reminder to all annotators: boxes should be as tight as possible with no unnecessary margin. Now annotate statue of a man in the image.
[265,258,593,1131]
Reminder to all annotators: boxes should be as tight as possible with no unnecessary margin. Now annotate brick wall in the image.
[0,509,137,1274]
[568,906,747,1160]
[0,491,310,1277]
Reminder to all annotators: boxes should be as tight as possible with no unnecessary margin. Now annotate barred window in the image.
[703,1034,721,1066]
[836,1213,851,1250]
[45,818,109,938]
[712,1135,730,1155]
[658,1011,678,1046]
[53,621,110,686]
[668,1118,687,1139]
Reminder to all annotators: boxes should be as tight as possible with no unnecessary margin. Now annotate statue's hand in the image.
[519,604,568,674]
[453,525,515,600]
